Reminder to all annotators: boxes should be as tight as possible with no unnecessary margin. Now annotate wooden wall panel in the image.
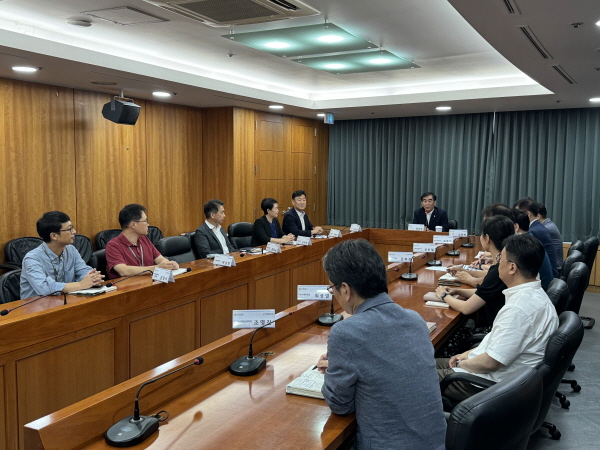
[0,79,76,262]
[129,300,197,377]
[232,108,256,224]
[74,90,147,241]
[316,122,330,226]
[145,102,203,237]
[255,270,291,312]
[0,366,5,450]
[200,284,249,346]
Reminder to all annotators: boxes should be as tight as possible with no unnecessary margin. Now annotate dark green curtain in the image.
[328,108,600,240]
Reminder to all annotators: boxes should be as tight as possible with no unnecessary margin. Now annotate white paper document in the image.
[286,365,325,399]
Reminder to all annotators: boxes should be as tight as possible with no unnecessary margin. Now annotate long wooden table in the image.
[21,231,479,450]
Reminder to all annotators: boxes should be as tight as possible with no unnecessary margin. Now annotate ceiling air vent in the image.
[501,0,521,15]
[142,0,320,27]
[551,65,577,84]
[519,26,552,59]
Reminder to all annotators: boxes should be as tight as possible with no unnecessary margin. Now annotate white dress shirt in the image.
[296,209,306,230]
[205,220,229,254]
[425,210,433,227]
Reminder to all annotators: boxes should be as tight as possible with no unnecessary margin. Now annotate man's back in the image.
[529,221,558,277]
[322,293,446,450]
[542,218,564,269]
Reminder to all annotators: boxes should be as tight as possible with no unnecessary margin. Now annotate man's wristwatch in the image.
[440,291,449,301]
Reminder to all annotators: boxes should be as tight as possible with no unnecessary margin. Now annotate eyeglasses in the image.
[327,283,340,294]
[59,227,76,234]
[133,220,149,224]
[497,252,520,269]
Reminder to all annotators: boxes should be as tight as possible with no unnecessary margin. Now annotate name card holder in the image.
[265,242,282,253]
[214,254,236,267]
[232,309,276,329]
[388,251,414,263]
[328,229,342,238]
[449,229,468,238]
[350,224,362,232]
[296,236,312,246]
[413,243,436,253]
[152,267,175,283]
[433,236,454,245]
[408,224,425,231]
[297,285,332,301]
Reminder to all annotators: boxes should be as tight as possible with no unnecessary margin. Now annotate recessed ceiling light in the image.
[369,58,392,65]
[596,20,600,26]
[317,113,325,117]
[269,105,284,109]
[91,80,118,85]
[67,19,92,28]
[153,91,172,97]
[436,106,452,111]
[264,41,290,49]
[12,66,39,73]
[590,98,600,103]
[324,63,346,69]
[318,35,344,43]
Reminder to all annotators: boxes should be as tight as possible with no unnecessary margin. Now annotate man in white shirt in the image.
[436,233,559,402]
[193,199,237,259]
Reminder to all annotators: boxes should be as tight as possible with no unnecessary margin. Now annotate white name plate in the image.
[408,224,425,231]
[297,285,332,301]
[214,254,236,267]
[152,267,174,283]
[328,229,342,238]
[296,236,312,246]
[388,251,413,263]
[413,243,436,253]
[232,309,275,329]
[350,224,362,232]
[449,229,468,238]
[433,236,454,245]
[266,242,282,253]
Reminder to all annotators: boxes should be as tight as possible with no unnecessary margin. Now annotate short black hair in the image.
[260,198,278,215]
[482,203,511,219]
[203,199,224,219]
[503,234,545,279]
[292,190,306,200]
[480,215,514,252]
[510,208,529,232]
[323,239,388,299]
[119,204,147,229]
[37,211,71,242]
[514,197,538,216]
[420,192,436,201]
[538,204,548,219]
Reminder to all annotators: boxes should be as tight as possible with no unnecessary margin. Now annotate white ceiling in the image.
[0,0,598,119]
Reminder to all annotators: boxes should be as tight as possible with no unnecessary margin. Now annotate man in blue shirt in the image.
[20,211,104,299]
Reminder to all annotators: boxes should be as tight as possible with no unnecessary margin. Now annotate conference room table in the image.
[20,229,481,450]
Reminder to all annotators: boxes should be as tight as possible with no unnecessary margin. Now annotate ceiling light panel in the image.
[292,50,418,74]
[82,7,168,26]
[223,23,374,57]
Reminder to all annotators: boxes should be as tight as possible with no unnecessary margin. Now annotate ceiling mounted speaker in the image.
[102,98,141,125]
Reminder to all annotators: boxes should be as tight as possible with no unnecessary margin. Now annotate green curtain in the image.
[328,108,600,241]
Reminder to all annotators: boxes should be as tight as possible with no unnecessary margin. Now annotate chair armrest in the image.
[459,332,488,352]
[440,372,496,395]
[0,263,21,271]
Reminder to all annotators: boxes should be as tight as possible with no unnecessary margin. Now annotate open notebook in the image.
[286,366,325,399]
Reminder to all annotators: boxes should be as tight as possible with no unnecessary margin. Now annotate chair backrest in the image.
[231,235,252,249]
[156,236,196,264]
[447,219,458,230]
[582,236,599,275]
[560,250,584,281]
[446,367,542,450]
[545,278,569,315]
[0,269,22,304]
[73,234,93,264]
[228,222,254,250]
[147,226,163,246]
[89,249,107,277]
[568,240,584,256]
[4,237,43,266]
[533,311,584,434]
[564,262,589,314]
[95,229,121,250]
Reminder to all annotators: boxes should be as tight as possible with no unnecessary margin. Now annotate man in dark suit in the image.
[282,190,323,237]
[412,192,449,231]
[193,199,236,259]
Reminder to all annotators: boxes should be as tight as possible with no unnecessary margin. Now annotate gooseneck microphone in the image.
[1,290,66,316]
[185,259,214,272]
[447,238,460,257]
[105,270,154,288]
[229,312,295,376]
[401,257,418,281]
[427,245,442,266]
[462,232,474,248]
[105,356,204,447]
[317,299,344,327]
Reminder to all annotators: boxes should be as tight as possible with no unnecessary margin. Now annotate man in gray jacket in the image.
[317,239,446,450]
[193,199,236,259]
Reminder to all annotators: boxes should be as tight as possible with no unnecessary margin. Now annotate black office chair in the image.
[580,236,598,329]
[546,278,569,316]
[4,237,43,267]
[445,367,542,450]
[227,222,253,249]
[95,229,121,250]
[147,226,164,246]
[73,234,93,264]
[0,269,21,304]
[567,240,584,256]
[447,219,458,230]
[156,236,196,264]
[533,311,584,440]
[89,249,107,278]
[559,250,584,282]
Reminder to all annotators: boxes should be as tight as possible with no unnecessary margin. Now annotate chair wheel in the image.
[573,384,581,393]
[559,398,570,409]
[568,363,575,371]
[551,430,561,440]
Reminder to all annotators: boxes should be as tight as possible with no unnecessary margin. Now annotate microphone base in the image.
[446,250,460,256]
[317,313,343,327]
[462,243,474,248]
[427,260,442,266]
[400,272,418,281]
[229,355,266,376]
[105,415,159,447]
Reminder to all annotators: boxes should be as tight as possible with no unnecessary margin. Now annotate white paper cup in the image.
[435,226,443,232]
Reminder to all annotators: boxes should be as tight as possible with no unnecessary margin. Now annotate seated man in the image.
[193,199,237,259]
[412,192,449,231]
[538,204,564,270]
[20,211,104,298]
[317,239,446,450]
[105,204,179,279]
[282,190,323,237]
[436,234,559,403]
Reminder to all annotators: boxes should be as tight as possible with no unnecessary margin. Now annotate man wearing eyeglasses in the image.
[20,211,104,299]
[106,204,179,279]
